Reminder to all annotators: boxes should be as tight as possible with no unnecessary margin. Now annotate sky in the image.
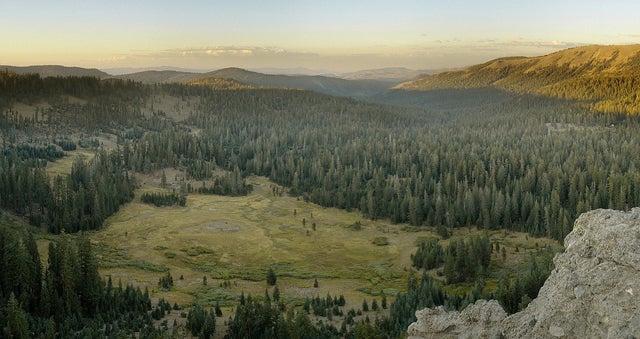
[2,0,640,73]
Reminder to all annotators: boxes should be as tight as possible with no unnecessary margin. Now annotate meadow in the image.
[87,170,558,307]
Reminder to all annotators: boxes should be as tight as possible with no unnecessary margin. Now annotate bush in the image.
[372,237,389,246]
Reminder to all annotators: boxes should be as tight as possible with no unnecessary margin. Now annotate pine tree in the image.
[77,232,102,316]
[266,267,277,286]
[362,299,369,312]
[5,293,29,339]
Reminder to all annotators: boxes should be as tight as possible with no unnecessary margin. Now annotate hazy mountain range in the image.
[395,44,640,92]
[111,67,396,98]
[389,44,640,113]
[0,65,109,78]
[4,44,640,113]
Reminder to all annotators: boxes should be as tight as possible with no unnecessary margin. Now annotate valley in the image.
[1,43,640,337]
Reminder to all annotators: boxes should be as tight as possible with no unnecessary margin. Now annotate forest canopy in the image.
[2,70,640,337]
[2,71,640,241]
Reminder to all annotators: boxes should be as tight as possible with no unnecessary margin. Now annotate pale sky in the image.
[2,0,640,73]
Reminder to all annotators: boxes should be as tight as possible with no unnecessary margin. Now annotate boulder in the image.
[408,208,640,338]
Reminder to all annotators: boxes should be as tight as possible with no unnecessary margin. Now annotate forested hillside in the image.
[3,70,640,241]
[0,217,167,337]
[0,65,109,78]
[2,63,640,336]
[392,44,640,115]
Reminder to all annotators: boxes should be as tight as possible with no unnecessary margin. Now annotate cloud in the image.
[205,49,253,56]
[625,34,640,38]
[157,46,318,59]
[96,46,330,71]
[94,39,593,73]
[494,39,583,50]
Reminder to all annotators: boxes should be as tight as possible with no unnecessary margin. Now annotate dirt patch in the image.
[202,222,240,232]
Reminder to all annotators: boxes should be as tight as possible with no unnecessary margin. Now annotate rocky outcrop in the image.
[407,300,507,339]
[408,208,640,338]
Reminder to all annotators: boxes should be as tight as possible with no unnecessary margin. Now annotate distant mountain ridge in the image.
[339,67,434,82]
[0,65,109,78]
[114,67,394,98]
[111,70,201,84]
[186,76,255,90]
[202,68,392,98]
[1,64,409,99]
[393,44,640,114]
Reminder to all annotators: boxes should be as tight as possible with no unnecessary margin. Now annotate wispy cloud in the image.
[157,46,318,59]
[98,46,328,71]
[96,40,591,73]
[625,34,640,38]
[481,39,584,50]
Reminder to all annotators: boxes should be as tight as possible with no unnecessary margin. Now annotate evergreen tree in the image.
[4,293,29,339]
[266,267,277,286]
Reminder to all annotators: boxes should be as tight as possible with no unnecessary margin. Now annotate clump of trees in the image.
[495,254,554,313]
[2,144,64,162]
[141,192,186,207]
[186,303,216,338]
[227,290,341,338]
[0,149,135,233]
[442,234,492,284]
[158,271,174,290]
[411,237,444,270]
[0,219,166,337]
[411,234,491,284]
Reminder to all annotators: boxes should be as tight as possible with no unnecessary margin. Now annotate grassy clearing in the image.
[44,149,96,179]
[85,175,561,311]
[33,153,561,318]
[90,176,420,305]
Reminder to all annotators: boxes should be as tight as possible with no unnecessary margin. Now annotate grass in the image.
[44,149,95,179]
[372,236,389,246]
[87,176,423,306]
[34,155,562,317]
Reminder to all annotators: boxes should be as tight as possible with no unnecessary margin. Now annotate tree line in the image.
[141,192,186,207]
[179,86,640,241]
[0,219,168,337]
[412,234,492,284]
[5,73,640,241]
[0,148,135,233]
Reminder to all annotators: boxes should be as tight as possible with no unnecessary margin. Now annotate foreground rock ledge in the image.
[407,208,640,339]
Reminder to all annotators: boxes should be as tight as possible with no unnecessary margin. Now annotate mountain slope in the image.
[393,44,640,114]
[113,70,201,84]
[0,65,109,78]
[339,67,433,82]
[204,67,392,98]
[114,67,393,98]
[186,76,255,90]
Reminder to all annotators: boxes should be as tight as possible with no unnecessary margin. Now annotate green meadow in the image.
[82,173,559,310]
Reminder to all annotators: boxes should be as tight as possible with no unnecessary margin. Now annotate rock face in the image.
[408,208,640,339]
[407,300,507,339]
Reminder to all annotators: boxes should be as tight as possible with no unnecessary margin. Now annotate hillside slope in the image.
[113,70,201,84]
[204,67,392,98]
[0,65,109,78]
[339,67,431,82]
[394,45,640,114]
[113,67,393,98]
[186,76,255,90]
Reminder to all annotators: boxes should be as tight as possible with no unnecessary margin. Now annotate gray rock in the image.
[407,299,507,339]
[407,208,640,339]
